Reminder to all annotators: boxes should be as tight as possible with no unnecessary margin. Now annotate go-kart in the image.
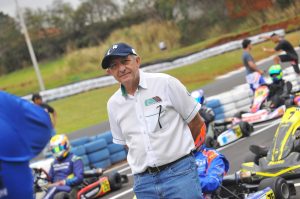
[208,171,296,199]
[241,106,300,180]
[205,120,254,148]
[33,167,128,199]
[235,85,286,124]
[193,90,254,148]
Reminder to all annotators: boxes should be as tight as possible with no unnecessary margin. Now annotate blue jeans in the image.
[133,155,203,199]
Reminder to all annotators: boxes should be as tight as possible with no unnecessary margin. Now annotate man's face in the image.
[106,55,141,86]
[271,36,279,43]
[248,43,252,50]
[33,98,42,105]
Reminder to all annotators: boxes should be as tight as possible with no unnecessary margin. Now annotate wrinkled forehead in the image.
[110,55,130,62]
[108,55,135,66]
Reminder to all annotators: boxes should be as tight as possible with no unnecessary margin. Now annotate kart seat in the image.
[249,145,268,157]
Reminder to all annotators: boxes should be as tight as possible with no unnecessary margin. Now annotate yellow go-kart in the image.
[242,106,300,177]
[238,106,300,198]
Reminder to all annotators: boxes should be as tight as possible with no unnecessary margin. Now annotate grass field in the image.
[45,31,300,134]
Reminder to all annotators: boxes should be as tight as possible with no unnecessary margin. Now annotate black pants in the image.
[279,54,299,74]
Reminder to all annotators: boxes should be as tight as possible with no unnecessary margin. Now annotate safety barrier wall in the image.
[203,66,300,120]
[22,29,285,102]
[42,132,127,170]
[72,131,127,170]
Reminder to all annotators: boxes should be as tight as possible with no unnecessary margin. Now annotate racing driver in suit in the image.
[44,134,84,199]
[194,112,229,197]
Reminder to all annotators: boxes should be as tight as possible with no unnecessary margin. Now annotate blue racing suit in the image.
[44,153,84,199]
[0,91,52,199]
[194,145,229,194]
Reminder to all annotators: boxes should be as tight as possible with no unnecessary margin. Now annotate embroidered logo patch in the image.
[145,96,162,106]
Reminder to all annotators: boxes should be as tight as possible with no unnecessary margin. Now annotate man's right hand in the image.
[258,69,264,75]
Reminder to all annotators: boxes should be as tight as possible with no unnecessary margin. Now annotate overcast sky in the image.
[0,0,81,17]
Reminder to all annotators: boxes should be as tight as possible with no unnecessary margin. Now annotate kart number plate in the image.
[266,191,275,199]
[100,177,111,193]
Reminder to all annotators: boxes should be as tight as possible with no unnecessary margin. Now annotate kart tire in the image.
[233,111,243,118]
[205,136,218,148]
[85,139,107,154]
[258,177,290,199]
[53,192,70,199]
[234,110,249,119]
[107,143,125,154]
[96,131,113,144]
[108,172,122,191]
[239,122,253,137]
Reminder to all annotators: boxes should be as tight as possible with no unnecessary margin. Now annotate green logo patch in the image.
[144,96,162,106]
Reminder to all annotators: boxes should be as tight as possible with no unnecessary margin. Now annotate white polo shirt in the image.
[107,70,201,174]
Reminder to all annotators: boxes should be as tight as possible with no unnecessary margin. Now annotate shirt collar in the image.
[121,70,147,97]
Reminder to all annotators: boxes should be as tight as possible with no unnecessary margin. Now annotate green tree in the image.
[0,12,27,74]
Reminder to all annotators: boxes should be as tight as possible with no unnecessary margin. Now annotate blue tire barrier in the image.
[70,146,86,156]
[215,113,225,120]
[89,135,97,142]
[110,150,127,164]
[70,136,90,147]
[213,106,224,115]
[79,155,90,167]
[206,99,221,109]
[91,158,112,169]
[84,139,107,154]
[96,131,113,144]
[84,166,91,171]
[107,143,124,154]
[88,148,110,164]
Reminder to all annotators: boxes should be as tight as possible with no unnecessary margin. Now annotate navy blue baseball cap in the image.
[101,43,137,69]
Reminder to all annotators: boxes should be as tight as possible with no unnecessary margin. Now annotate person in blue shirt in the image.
[0,91,52,199]
[43,134,84,199]
[195,145,229,195]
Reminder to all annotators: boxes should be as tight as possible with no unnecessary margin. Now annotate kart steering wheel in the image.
[32,168,50,192]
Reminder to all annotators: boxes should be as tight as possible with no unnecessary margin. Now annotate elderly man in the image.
[101,43,205,198]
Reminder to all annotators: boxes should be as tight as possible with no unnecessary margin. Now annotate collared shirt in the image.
[107,70,201,174]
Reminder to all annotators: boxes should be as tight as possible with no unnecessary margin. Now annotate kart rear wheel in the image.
[108,172,122,191]
[258,177,290,199]
[239,122,253,137]
[53,192,70,199]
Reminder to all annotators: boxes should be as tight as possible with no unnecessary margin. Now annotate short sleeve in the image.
[107,101,126,145]
[167,77,201,123]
